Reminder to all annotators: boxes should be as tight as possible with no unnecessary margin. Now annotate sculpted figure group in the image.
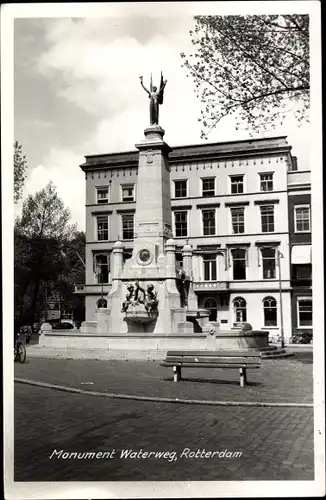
[121,281,158,314]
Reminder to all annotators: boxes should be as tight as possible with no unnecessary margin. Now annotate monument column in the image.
[124,125,173,275]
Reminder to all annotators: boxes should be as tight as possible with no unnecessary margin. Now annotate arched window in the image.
[233,297,247,322]
[97,298,107,309]
[204,298,217,322]
[263,297,277,326]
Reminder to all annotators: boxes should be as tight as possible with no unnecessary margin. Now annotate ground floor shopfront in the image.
[290,288,313,340]
[197,289,292,342]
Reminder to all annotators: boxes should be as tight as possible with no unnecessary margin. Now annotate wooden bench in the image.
[161,350,262,387]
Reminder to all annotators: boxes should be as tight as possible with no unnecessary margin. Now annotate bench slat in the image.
[161,362,261,369]
[165,357,261,365]
[166,350,262,358]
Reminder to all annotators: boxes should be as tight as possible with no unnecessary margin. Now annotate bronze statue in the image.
[145,284,158,313]
[140,72,167,126]
[134,281,145,304]
[121,284,135,312]
[121,281,146,312]
[176,266,189,308]
[122,281,158,315]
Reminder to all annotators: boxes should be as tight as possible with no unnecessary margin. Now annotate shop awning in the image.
[291,245,312,264]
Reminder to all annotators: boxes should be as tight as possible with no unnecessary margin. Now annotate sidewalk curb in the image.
[14,378,314,408]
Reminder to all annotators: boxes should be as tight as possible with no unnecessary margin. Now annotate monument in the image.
[99,72,212,338]
[40,73,288,359]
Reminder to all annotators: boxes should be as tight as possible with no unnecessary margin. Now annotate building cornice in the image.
[90,210,113,215]
[225,201,250,207]
[254,199,280,205]
[255,241,281,246]
[116,208,136,214]
[80,136,292,171]
[196,203,221,209]
[226,242,251,247]
[171,205,193,211]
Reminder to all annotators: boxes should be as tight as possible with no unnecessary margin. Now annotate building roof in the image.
[80,136,292,171]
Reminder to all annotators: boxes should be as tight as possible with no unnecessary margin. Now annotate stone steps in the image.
[261,348,294,359]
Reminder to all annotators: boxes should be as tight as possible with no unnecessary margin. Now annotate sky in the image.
[14,11,311,231]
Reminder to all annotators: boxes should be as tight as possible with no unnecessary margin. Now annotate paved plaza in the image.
[14,351,314,482]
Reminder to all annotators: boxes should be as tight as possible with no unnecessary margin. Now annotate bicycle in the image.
[14,334,26,363]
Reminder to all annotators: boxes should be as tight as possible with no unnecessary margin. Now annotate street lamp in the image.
[96,263,105,306]
[277,249,285,348]
[260,245,285,347]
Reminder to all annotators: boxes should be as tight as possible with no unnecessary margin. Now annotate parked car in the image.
[51,321,75,330]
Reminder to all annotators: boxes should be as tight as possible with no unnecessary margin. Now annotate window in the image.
[97,215,109,241]
[263,297,277,326]
[202,209,216,235]
[260,173,274,192]
[174,180,187,198]
[297,298,312,327]
[260,205,275,233]
[61,311,73,320]
[230,175,244,194]
[231,207,245,234]
[97,187,109,204]
[261,247,276,279]
[176,249,183,268]
[97,298,107,308]
[174,211,188,237]
[121,213,134,240]
[203,255,217,281]
[231,248,246,280]
[121,184,135,202]
[202,178,215,197]
[233,297,247,322]
[94,254,110,283]
[295,264,312,280]
[204,298,217,321]
[295,206,311,232]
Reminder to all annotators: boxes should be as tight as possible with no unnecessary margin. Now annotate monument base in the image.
[39,331,208,360]
[215,329,269,350]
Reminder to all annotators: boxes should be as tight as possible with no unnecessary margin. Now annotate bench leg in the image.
[239,368,247,387]
[173,366,181,382]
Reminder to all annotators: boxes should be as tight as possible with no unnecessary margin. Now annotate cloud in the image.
[22,148,85,229]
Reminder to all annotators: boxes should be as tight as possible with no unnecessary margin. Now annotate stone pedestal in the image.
[95,308,110,334]
[80,321,97,333]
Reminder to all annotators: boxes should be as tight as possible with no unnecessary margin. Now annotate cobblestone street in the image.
[15,384,313,482]
[14,354,314,482]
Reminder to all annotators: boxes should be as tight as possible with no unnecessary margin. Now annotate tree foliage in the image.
[14,182,83,326]
[14,141,28,203]
[15,181,75,239]
[181,15,309,137]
